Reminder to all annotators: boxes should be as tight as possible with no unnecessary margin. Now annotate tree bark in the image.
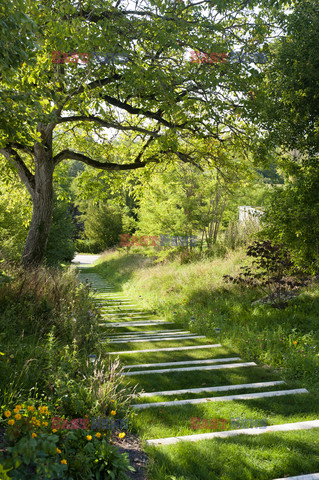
[21,131,54,267]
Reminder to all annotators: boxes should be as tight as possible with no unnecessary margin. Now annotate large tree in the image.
[0,0,285,266]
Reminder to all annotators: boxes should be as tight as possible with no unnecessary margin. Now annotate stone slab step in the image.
[108,330,190,338]
[272,474,319,480]
[110,335,206,344]
[133,388,308,409]
[124,361,256,376]
[145,419,319,445]
[109,332,190,340]
[102,321,175,328]
[108,344,222,354]
[139,380,286,397]
[124,357,241,369]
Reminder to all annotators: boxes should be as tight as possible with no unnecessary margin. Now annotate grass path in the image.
[77,267,319,480]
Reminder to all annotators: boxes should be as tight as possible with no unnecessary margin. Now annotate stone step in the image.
[108,343,222,354]
[101,312,150,316]
[109,335,206,344]
[101,315,155,320]
[145,419,319,446]
[109,331,190,340]
[124,361,256,376]
[124,357,241,369]
[139,380,286,397]
[133,388,309,410]
[102,321,175,328]
[108,330,189,338]
[272,474,319,480]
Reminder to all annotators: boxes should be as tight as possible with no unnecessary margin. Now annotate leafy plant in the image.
[223,240,307,308]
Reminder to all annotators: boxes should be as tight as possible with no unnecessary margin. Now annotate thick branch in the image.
[0,147,35,196]
[53,149,148,169]
[100,94,187,129]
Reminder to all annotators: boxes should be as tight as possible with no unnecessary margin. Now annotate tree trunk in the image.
[21,138,54,267]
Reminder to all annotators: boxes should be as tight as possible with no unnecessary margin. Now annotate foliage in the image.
[256,0,319,153]
[261,156,319,273]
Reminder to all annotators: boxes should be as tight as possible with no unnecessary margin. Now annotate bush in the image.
[74,239,101,254]
[83,203,123,251]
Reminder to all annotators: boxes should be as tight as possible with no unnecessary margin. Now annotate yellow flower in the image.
[27,406,35,412]
[110,410,116,416]
[95,432,101,438]
[14,405,22,410]
[52,429,57,433]
[293,341,297,345]
[4,411,11,418]
[32,433,37,438]
[31,416,36,421]
[42,421,48,426]
[119,432,125,439]
[36,420,41,426]
[39,407,46,414]
[61,459,67,465]
[15,413,22,420]
[8,419,15,426]
[84,415,89,418]
[0,352,5,355]
[56,448,61,454]
[110,399,115,402]
[86,435,92,441]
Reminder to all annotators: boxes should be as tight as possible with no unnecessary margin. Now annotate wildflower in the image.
[56,448,61,454]
[42,421,48,426]
[111,399,115,402]
[293,341,297,345]
[52,429,58,433]
[14,413,22,420]
[4,411,11,418]
[32,433,37,438]
[86,435,92,441]
[0,352,4,355]
[27,406,35,412]
[119,432,125,439]
[8,419,15,425]
[95,432,101,438]
[61,459,67,464]
[14,405,22,413]
[36,420,41,426]
[110,410,116,416]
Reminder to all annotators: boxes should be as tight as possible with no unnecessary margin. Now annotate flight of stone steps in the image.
[78,270,319,480]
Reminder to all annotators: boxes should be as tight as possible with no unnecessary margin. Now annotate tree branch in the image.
[0,147,35,196]
[56,115,160,137]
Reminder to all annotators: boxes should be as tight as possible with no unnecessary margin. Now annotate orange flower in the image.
[32,433,37,438]
[110,410,116,416]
